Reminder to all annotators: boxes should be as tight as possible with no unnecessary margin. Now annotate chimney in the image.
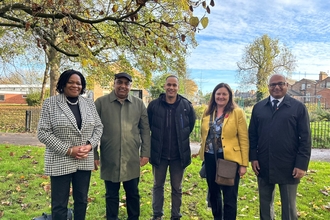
[319,71,328,81]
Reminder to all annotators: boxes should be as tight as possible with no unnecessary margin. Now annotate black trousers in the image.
[104,177,140,220]
[50,170,91,220]
[204,152,240,220]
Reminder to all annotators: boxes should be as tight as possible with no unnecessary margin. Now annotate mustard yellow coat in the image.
[199,108,249,166]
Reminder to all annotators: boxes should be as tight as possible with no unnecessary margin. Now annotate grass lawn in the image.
[0,144,330,219]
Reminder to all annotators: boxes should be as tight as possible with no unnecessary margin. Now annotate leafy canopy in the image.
[0,0,215,93]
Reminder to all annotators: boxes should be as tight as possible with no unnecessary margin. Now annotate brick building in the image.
[288,71,330,108]
[0,85,43,104]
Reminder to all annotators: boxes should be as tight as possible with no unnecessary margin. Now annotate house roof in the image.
[287,89,303,96]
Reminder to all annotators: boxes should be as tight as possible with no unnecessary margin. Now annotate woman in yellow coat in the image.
[199,83,249,220]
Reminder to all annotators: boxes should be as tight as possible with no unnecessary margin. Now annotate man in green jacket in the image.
[94,72,150,220]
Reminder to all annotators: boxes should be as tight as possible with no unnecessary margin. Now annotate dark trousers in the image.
[51,170,91,220]
[152,158,185,219]
[258,177,298,220]
[204,152,240,220]
[105,178,140,220]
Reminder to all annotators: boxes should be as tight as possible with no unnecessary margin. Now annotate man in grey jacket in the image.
[147,75,196,220]
[94,72,150,220]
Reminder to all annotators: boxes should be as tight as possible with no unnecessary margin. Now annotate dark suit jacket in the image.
[249,94,311,184]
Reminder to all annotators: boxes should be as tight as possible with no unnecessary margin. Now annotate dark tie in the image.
[272,100,279,112]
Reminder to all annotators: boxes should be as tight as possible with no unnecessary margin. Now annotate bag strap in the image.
[209,112,219,164]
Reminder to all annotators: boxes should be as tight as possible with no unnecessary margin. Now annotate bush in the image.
[26,91,42,106]
[309,109,330,122]
[193,104,207,120]
[26,89,50,106]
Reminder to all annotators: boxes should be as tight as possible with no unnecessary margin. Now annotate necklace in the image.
[66,97,79,105]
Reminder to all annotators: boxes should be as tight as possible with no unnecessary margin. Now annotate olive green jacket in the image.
[94,91,150,182]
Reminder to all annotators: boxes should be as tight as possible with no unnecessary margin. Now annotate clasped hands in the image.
[67,144,92,159]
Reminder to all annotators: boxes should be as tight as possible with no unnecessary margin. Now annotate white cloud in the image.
[187,0,330,84]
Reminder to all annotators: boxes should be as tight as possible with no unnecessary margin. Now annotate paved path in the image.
[0,132,329,162]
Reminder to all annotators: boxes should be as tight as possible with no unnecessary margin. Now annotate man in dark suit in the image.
[249,74,311,220]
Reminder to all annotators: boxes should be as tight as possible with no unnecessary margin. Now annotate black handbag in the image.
[199,161,207,178]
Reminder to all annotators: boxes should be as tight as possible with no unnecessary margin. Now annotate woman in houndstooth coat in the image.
[37,69,103,220]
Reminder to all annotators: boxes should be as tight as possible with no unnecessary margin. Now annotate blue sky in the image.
[187,0,330,93]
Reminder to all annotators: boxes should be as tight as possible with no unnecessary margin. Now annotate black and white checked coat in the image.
[37,93,103,176]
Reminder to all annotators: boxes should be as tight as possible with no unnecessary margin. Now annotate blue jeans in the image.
[204,152,240,220]
[104,178,140,220]
[51,170,91,220]
[152,159,185,219]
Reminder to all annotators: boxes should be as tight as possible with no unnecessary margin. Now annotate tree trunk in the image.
[40,60,50,102]
[48,45,61,96]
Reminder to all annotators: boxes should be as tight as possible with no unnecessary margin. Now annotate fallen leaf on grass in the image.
[141,169,150,174]
[240,205,249,212]
[297,211,308,217]
[1,201,11,206]
[9,152,14,156]
[43,184,51,193]
[323,202,330,211]
[313,203,320,210]
[239,195,247,200]
[183,190,193,195]
[20,203,29,210]
[320,190,329,196]
[87,197,95,203]
[20,154,31,159]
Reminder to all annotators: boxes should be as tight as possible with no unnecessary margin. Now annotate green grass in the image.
[0,144,330,219]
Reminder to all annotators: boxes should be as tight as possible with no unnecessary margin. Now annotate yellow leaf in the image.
[112,5,118,13]
[189,16,199,27]
[200,17,209,29]
[82,59,88,67]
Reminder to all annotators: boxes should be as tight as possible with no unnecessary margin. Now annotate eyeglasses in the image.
[115,80,131,86]
[269,82,286,88]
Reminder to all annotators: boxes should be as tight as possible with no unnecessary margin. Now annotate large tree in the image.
[0,0,214,96]
[237,34,296,101]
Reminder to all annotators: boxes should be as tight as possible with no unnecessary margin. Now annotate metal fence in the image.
[0,106,329,148]
[0,106,41,132]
